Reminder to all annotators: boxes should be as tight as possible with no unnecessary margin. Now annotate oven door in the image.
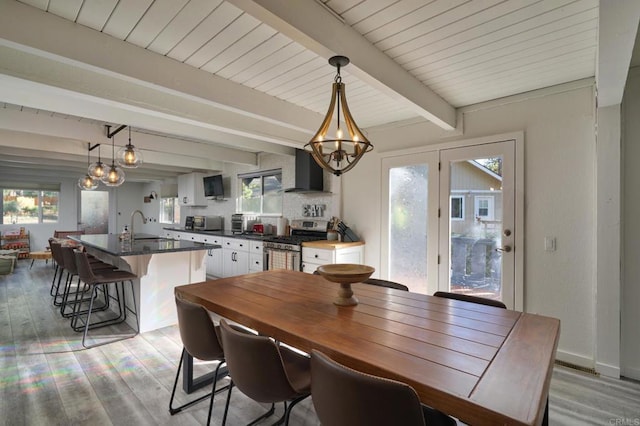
[265,248,300,271]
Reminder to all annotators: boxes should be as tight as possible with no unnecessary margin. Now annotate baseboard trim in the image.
[596,362,620,379]
[621,366,640,381]
[555,350,594,370]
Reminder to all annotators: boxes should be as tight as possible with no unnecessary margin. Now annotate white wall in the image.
[343,84,598,368]
[622,67,640,380]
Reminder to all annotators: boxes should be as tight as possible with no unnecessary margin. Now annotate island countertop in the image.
[71,233,221,256]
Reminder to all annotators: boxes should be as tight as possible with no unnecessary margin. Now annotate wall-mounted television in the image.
[203,174,224,198]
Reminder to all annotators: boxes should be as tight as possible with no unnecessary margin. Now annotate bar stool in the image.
[48,240,65,302]
[59,246,115,318]
[71,251,139,348]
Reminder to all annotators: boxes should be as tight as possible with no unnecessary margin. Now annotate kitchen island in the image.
[72,233,221,333]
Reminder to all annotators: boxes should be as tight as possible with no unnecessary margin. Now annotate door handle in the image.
[496,245,512,253]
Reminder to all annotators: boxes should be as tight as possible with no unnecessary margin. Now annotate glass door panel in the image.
[79,190,109,234]
[439,141,516,307]
[382,152,438,294]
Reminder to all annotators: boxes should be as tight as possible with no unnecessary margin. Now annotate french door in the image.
[382,136,522,309]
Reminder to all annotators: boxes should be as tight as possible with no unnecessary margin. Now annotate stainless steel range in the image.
[263,219,328,271]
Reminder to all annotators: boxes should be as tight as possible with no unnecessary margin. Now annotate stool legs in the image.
[70,279,139,348]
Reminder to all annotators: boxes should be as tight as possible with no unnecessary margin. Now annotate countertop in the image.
[71,233,221,256]
[301,240,365,249]
[164,227,282,241]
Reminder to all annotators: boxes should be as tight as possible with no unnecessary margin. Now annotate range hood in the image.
[285,149,325,193]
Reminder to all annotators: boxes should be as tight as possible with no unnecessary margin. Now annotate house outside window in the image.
[2,187,60,224]
[450,195,464,221]
[159,197,181,224]
[474,196,494,220]
[238,169,282,215]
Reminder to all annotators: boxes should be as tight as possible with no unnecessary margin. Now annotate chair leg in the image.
[169,348,229,419]
[80,280,139,349]
[283,394,310,426]
[221,382,275,426]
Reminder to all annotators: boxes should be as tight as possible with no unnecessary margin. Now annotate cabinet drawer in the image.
[223,238,249,252]
[250,241,263,253]
[250,253,264,271]
[302,247,332,263]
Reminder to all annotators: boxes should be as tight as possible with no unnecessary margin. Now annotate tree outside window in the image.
[2,189,59,224]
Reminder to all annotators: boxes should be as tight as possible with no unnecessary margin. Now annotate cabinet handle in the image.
[314,254,318,258]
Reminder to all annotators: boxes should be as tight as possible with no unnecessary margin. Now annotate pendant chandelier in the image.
[88,143,106,179]
[102,133,125,187]
[116,126,143,168]
[305,55,373,176]
[78,142,98,190]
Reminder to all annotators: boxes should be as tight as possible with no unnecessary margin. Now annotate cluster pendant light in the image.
[77,142,99,190]
[77,124,142,191]
[305,55,373,176]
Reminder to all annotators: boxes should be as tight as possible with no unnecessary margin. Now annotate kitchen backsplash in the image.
[178,152,339,232]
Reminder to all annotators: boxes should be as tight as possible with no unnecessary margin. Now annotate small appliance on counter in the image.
[184,216,195,230]
[193,215,223,231]
[231,214,258,233]
[252,223,273,235]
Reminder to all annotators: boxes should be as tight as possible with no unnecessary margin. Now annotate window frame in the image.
[474,195,495,220]
[159,196,181,225]
[237,169,283,216]
[2,186,60,224]
[450,195,465,221]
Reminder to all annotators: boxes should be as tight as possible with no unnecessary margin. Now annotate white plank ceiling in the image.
[0,0,620,181]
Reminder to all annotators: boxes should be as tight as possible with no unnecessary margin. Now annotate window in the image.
[238,169,282,215]
[2,187,60,224]
[450,195,464,220]
[159,197,181,224]
[474,196,494,220]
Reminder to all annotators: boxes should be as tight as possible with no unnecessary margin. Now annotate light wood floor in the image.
[1,261,639,425]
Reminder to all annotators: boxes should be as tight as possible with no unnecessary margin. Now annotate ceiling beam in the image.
[0,129,227,175]
[596,0,640,106]
[0,107,257,167]
[0,0,316,152]
[229,0,457,130]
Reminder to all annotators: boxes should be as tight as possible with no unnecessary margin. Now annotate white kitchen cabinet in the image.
[178,172,206,206]
[301,242,365,274]
[204,235,224,278]
[249,240,264,273]
[222,237,249,277]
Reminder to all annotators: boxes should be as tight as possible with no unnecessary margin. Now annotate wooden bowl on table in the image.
[317,264,375,306]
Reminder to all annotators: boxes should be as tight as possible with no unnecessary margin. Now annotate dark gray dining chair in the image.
[310,349,456,426]
[217,319,310,426]
[169,294,228,426]
[314,270,410,291]
[433,291,506,308]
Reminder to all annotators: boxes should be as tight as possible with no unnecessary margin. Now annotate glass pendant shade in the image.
[88,160,106,179]
[101,136,125,186]
[102,163,125,186]
[79,142,99,190]
[116,127,143,168]
[78,174,98,190]
[305,56,373,176]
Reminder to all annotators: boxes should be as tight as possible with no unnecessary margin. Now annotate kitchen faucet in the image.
[130,210,147,240]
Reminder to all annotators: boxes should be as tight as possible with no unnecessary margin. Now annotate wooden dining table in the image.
[175,270,560,426]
